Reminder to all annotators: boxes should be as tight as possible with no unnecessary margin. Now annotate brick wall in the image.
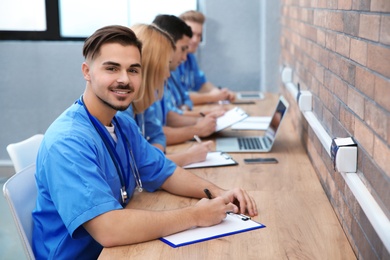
[279,0,390,259]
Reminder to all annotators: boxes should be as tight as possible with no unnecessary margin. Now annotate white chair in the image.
[3,163,37,260]
[6,134,44,173]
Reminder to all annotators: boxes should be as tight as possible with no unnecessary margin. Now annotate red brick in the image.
[319,47,329,69]
[317,29,326,47]
[328,11,344,32]
[374,136,390,177]
[340,58,356,85]
[333,75,349,104]
[340,105,355,134]
[388,117,390,145]
[374,75,390,112]
[342,12,360,36]
[367,43,390,78]
[317,0,328,9]
[315,63,325,84]
[355,118,374,156]
[336,34,351,58]
[339,0,352,10]
[327,0,338,9]
[359,14,380,41]
[326,31,337,51]
[380,16,390,45]
[355,66,375,99]
[371,0,390,12]
[365,101,387,140]
[350,38,367,66]
[348,87,365,119]
[328,52,340,75]
[352,0,370,10]
[314,10,327,28]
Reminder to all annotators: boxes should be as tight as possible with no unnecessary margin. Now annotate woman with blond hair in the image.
[122,23,212,166]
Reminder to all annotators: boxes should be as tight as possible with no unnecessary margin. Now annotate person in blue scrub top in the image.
[122,23,213,167]
[32,25,258,259]
[153,14,226,145]
[179,10,236,105]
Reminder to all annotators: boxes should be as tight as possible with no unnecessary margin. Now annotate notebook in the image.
[215,96,289,153]
[160,213,265,248]
[215,107,249,132]
[183,152,238,169]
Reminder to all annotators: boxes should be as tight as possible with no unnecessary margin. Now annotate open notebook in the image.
[160,213,265,248]
[216,96,289,153]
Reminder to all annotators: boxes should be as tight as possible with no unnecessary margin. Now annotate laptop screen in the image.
[265,97,289,143]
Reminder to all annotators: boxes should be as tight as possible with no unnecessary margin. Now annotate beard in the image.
[98,84,135,111]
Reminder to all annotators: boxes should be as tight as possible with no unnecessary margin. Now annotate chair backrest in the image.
[3,163,37,260]
[6,134,44,173]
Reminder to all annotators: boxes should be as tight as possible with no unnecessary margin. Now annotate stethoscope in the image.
[77,96,143,206]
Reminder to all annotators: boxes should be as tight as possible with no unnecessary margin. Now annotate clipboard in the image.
[216,107,248,132]
[160,213,266,248]
[183,152,238,169]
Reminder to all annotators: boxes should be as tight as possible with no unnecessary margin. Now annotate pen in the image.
[204,188,213,199]
[227,212,251,221]
[194,135,202,144]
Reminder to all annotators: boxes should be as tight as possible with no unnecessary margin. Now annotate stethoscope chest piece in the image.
[121,187,128,205]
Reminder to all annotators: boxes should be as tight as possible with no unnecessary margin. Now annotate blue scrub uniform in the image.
[161,83,184,116]
[122,105,166,149]
[32,99,176,259]
[179,53,207,92]
[167,69,193,110]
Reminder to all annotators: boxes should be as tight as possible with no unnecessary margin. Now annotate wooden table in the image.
[99,94,356,259]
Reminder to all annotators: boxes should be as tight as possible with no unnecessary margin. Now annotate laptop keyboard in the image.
[238,137,263,150]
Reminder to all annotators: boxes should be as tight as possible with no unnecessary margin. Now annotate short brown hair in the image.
[83,25,142,61]
[179,10,205,24]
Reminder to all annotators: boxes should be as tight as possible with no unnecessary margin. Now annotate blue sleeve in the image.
[164,83,184,115]
[143,105,166,148]
[119,105,166,148]
[168,70,193,110]
[181,53,207,92]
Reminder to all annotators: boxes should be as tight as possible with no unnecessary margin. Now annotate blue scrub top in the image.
[178,53,207,92]
[167,69,193,109]
[32,99,176,259]
[121,105,166,149]
[161,83,184,116]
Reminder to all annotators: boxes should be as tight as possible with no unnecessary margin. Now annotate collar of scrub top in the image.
[76,96,143,206]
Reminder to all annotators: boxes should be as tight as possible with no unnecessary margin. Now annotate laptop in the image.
[216,96,289,152]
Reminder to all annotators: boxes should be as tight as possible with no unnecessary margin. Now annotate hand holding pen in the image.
[204,189,252,221]
[203,188,258,218]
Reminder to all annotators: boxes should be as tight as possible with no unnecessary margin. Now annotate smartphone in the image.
[244,158,278,164]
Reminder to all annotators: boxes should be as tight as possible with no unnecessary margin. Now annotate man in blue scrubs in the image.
[32,25,258,259]
[152,14,226,145]
[179,10,236,105]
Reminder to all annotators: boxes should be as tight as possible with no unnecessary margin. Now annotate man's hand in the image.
[221,188,258,217]
[192,196,237,227]
[194,115,216,137]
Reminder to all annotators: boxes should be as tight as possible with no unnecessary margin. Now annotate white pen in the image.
[194,135,202,143]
